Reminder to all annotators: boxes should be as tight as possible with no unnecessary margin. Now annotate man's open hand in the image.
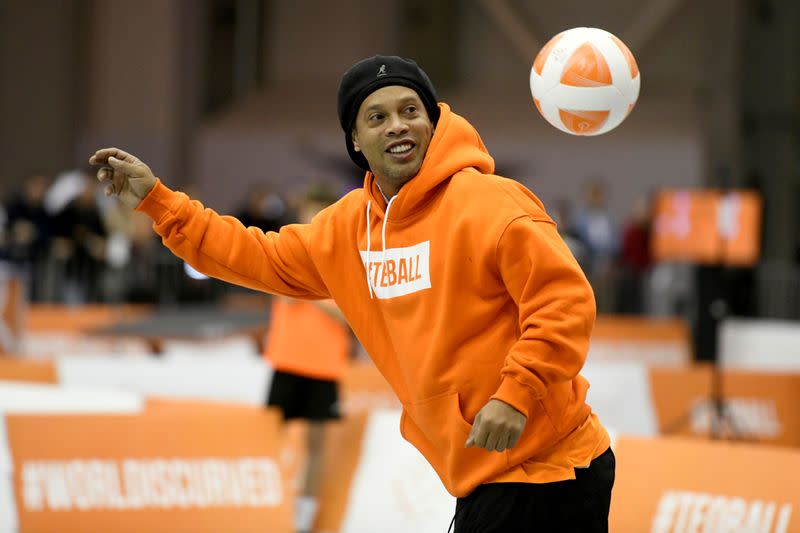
[465,399,526,452]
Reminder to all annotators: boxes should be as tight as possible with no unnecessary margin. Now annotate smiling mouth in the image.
[386,142,415,155]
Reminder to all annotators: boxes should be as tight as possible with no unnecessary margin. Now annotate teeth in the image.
[389,144,412,154]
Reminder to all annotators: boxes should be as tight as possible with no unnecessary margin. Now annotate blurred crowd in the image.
[1,169,663,315]
[552,179,659,316]
[0,170,306,306]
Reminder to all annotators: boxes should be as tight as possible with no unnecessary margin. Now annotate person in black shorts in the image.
[263,185,351,533]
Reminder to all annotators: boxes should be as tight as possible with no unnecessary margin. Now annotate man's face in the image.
[352,86,434,190]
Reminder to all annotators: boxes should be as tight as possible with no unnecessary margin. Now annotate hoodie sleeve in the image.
[136,180,329,299]
[490,215,596,418]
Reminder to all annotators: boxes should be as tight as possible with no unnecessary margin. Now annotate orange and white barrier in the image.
[0,385,291,533]
[3,354,799,446]
[720,318,800,372]
[610,436,799,532]
[19,304,152,356]
[0,380,146,533]
[649,365,800,446]
[2,310,799,532]
[589,316,691,367]
[1,362,799,532]
[56,353,271,405]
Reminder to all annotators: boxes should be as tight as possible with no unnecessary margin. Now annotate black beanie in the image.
[337,55,440,171]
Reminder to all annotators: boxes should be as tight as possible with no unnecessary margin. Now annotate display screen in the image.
[651,189,761,266]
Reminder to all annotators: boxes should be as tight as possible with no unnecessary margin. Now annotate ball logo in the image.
[530,27,640,136]
[551,47,567,64]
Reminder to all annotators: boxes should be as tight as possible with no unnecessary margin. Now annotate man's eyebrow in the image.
[363,104,385,114]
[363,97,419,115]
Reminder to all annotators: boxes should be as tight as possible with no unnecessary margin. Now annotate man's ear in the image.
[352,129,361,152]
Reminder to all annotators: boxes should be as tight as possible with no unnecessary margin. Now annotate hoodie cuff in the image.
[490,376,544,420]
[135,179,174,222]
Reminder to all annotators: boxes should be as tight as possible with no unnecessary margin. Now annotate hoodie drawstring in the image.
[362,195,397,299]
[381,195,397,266]
[364,200,374,299]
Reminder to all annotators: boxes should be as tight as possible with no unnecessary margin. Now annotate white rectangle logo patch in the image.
[359,241,431,299]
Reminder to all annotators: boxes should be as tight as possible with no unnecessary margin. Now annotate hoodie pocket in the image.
[402,391,510,495]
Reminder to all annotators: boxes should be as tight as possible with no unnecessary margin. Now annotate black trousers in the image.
[453,447,615,533]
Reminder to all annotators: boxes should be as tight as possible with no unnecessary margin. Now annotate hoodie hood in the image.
[362,103,495,220]
[360,103,496,299]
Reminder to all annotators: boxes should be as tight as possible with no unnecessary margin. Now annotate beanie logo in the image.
[377,64,387,77]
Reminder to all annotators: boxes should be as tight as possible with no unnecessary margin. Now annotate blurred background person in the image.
[574,179,619,313]
[236,183,296,233]
[551,196,589,271]
[262,183,350,533]
[617,194,654,314]
[46,172,108,304]
[2,172,53,301]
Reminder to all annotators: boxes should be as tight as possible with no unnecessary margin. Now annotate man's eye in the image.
[369,114,383,121]
[405,106,417,114]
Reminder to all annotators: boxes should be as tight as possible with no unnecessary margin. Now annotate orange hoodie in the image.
[137,103,609,497]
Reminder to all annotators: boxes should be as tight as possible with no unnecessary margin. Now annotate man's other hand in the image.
[465,399,526,452]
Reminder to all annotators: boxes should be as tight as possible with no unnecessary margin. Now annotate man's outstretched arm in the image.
[90,148,330,299]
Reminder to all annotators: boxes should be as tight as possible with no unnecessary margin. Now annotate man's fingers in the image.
[484,432,499,452]
[465,424,481,448]
[472,424,489,449]
[108,156,139,176]
[90,148,122,165]
[90,148,136,166]
[495,434,510,452]
[466,425,516,452]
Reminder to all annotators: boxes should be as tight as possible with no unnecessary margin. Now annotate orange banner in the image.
[592,316,690,342]
[610,435,800,532]
[652,189,762,266]
[25,304,150,333]
[0,356,57,383]
[6,409,292,533]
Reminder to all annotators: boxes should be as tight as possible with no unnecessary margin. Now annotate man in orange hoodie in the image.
[90,55,613,532]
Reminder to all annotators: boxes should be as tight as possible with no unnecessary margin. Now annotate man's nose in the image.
[386,114,409,135]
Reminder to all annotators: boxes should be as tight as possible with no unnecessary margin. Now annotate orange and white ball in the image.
[530,27,640,136]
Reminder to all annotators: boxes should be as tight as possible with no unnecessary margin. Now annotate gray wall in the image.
[0,0,83,189]
[0,0,782,232]
[190,0,714,220]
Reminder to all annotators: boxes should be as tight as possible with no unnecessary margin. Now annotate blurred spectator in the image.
[617,195,653,314]
[49,175,108,303]
[236,184,296,233]
[43,170,87,216]
[551,197,589,270]
[3,173,53,300]
[262,182,346,533]
[125,212,166,302]
[573,179,619,312]
[99,194,151,302]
